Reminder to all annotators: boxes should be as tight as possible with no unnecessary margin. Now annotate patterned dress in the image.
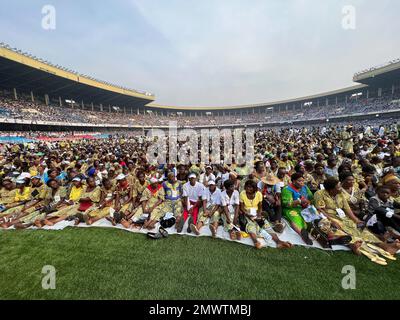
[281,184,313,230]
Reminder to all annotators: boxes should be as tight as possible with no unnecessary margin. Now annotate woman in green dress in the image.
[281,173,314,245]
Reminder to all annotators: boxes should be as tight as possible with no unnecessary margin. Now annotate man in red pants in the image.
[179,173,204,233]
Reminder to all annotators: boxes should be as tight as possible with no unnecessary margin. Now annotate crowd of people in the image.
[1,93,399,127]
[1,122,400,265]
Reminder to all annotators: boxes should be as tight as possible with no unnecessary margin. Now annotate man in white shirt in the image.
[190,180,221,237]
[180,173,204,233]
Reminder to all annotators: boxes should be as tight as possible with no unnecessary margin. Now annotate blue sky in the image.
[0,0,399,106]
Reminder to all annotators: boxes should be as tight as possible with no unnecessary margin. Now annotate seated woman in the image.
[190,180,221,237]
[220,179,241,240]
[82,178,115,225]
[0,176,45,228]
[121,177,165,230]
[114,174,132,219]
[0,178,31,219]
[314,177,400,264]
[294,163,318,194]
[239,180,292,249]
[11,179,66,229]
[340,172,368,220]
[311,163,326,191]
[72,177,102,225]
[124,171,149,220]
[281,173,314,245]
[38,177,85,227]
[0,177,17,217]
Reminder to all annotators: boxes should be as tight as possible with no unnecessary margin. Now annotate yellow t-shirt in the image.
[69,186,84,202]
[239,191,263,211]
[15,187,32,202]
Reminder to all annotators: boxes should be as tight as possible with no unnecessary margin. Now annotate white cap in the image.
[72,177,81,182]
[208,180,216,186]
[18,172,31,180]
[16,179,26,184]
[116,174,126,181]
[188,173,197,179]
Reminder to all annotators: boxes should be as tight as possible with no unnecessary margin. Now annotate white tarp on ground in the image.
[7,218,351,252]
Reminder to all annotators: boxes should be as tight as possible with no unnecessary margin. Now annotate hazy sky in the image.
[0,0,399,107]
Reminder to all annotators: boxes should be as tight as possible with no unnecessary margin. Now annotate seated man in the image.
[181,173,204,233]
[366,185,400,241]
[190,180,221,237]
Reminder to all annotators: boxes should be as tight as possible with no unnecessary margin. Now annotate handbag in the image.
[160,216,176,229]
[308,219,352,248]
[307,219,332,249]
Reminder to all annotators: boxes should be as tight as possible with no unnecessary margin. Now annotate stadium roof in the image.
[146,84,368,111]
[353,58,400,86]
[0,44,155,108]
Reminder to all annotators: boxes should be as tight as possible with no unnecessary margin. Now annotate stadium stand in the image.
[0,42,399,131]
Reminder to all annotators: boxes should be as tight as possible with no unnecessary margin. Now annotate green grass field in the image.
[1,227,400,300]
